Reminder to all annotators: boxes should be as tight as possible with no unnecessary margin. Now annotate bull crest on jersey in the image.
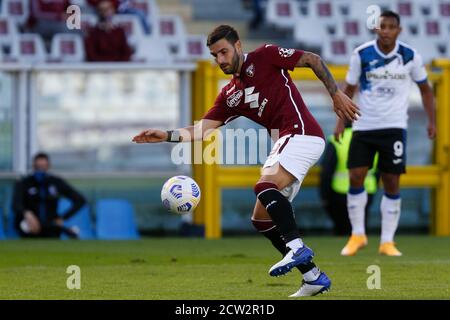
[246,63,255,77]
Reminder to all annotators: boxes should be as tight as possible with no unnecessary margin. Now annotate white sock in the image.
[347,189,368,235]
[303,267,320,282]
[286,238,304,251]
[380,194,401,244]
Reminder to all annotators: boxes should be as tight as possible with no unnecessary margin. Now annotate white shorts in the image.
[263,134,325,202]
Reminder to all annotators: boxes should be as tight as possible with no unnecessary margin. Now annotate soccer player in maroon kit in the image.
[133,25,359,297]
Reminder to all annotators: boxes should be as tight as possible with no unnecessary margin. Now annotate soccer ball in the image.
[161,176,201,214]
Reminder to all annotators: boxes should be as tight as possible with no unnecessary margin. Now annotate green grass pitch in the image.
[0,236,449,299]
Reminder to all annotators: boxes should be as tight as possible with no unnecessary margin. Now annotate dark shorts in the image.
[347,128,407,174]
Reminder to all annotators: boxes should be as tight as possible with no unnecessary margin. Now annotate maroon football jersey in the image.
[203,44,324,139]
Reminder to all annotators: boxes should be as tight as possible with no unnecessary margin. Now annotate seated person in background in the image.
[26,0,72,45]
[84,0,132,62]
[87,0,151,34]
[12,153,86,239]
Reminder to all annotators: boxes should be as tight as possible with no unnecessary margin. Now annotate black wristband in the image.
[166,130,172,142]
[166,130,182,142]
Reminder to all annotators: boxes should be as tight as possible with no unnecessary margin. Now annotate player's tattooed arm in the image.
[295,52,338,96]
[296,52,360,121]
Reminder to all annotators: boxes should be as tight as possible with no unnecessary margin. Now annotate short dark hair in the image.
[380,10,401,26]
[207,25,239,47]
[33,152,50,162]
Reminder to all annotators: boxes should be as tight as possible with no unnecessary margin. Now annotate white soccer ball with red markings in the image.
[161,176,201,214]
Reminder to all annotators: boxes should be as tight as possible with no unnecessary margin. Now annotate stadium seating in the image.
[1,0,29,25]
[265,0,300,29]
[58,198,95,240]
[186,34,210,61]
[132,36,172,64]
[0,0,211,64]
[50,33,85,62]
[294,0,340,47]
[278,0,450,64]
[112,14,146,47]
[95,199,140,240]
[321,38,356,65]
[157,14,188,59]
[0,17,19,50]
[129,0,160,36]
[10,33,47,63]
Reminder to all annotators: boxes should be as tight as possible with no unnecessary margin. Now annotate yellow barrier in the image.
[192,59,450,238]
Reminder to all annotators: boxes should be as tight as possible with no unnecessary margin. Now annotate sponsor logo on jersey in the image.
[246,63,255,77]
[278,47,295,58]
[366,70,407,80]
[393,158,403,164]
[226,90,243,108]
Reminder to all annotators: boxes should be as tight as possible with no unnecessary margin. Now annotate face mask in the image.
[33,170,47,183]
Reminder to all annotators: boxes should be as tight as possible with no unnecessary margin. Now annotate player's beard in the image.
[221,48,240,74]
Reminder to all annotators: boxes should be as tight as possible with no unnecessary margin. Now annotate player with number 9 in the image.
[336,11,436,257]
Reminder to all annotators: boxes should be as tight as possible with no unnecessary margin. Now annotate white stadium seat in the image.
[348,0,393,19]
[294,16,337,47]
[132,37,172,64]
[186,34,210,61]
[265,0,300,29]
[321,37,363,65]
[157,14,187,60]
[129,0,160,36]
[1,0,29,25]
[335,18,371,43]
[112,14,146,46]
[10,33,47,63]
[0,17,19,49]
[158,14,186,39]
[50,33,85,62]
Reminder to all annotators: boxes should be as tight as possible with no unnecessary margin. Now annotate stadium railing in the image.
[192,59,450,238]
